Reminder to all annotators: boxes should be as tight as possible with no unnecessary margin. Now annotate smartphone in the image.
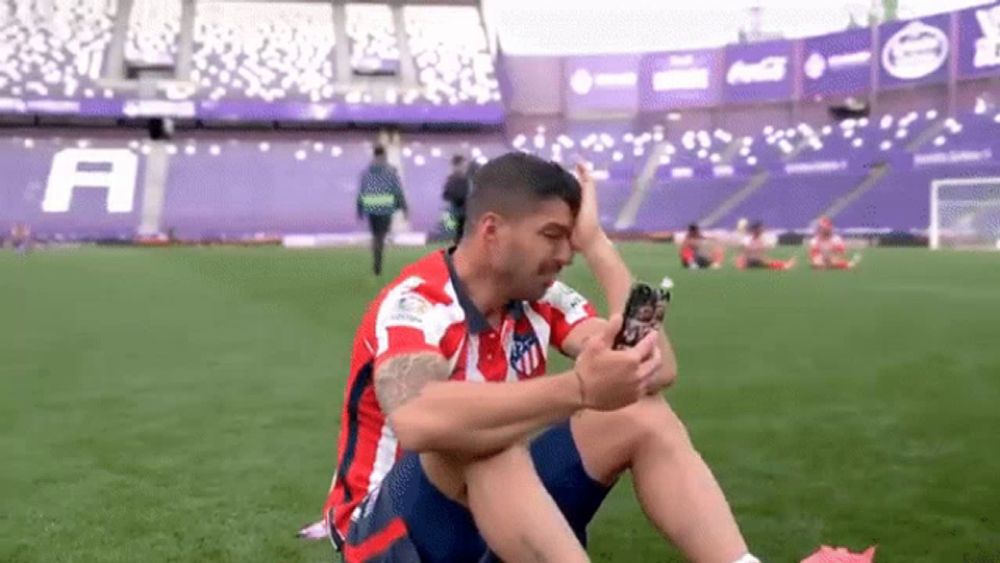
[613,282,669,349]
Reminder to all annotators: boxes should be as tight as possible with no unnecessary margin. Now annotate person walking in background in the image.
[442,154,470,244]
[357,145,408,276]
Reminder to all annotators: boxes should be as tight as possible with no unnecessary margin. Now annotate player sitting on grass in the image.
[302,153,758,563]
[809,217,860,270]
[679,224,725,269]
[736,220,796,271]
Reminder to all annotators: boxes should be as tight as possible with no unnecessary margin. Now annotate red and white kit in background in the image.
[738,233,795,270]
[809,233,848,269]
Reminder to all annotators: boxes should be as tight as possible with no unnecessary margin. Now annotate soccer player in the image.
[679,224,725,269]
[308,153,757,563]
[809,217,860,270]
[736,220,796,271]
[358,145,408,276]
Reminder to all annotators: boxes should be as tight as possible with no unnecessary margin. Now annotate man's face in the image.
[491,198,575,301]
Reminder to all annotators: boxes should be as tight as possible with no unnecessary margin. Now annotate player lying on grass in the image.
[302,153,758,563]
[809,217,860,270]
[736,221,796,271]
[679,224,725,270]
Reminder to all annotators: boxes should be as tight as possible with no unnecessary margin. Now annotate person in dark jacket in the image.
[442,154,469,243]
[357,145,408,276]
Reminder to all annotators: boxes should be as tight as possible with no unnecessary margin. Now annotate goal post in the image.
[929,177,1000,250]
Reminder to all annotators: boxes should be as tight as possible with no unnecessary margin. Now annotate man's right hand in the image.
[573,315,662,411]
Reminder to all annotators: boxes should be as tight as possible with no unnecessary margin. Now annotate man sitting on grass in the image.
[303,153,758,563]
[736,221,796,271]
[679,224,725,270]
[809,217,860,270]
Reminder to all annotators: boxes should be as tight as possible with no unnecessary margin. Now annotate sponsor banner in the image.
[195,100,505,124]
[0,97,505,125]
[912,146,995,167]
[879,14,951,88]
[723,40,795,103]
[638,49,723,110]
[958,2,1000,78]
[564,54,641,113]
[122,99,197,118]
[783,160,850,174]
[803,28,873,96]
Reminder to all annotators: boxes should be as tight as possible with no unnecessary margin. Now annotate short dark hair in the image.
[466,152,582,226]
[373,145,386,158]
[451,154,466,167]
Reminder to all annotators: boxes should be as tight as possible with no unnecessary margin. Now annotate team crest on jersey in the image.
[509,329,544,377]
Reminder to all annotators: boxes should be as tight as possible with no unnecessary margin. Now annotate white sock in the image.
[731,554,762,563]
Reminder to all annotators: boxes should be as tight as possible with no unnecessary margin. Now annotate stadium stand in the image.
[403,5,499,106]
[191,2,337,102]
[0,0,116,99]
[4,104,997,240]
[125,0,181,67]
[345,3,400,76]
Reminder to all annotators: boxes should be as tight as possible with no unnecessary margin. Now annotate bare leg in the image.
[571,395,749,563]
[422,448,589,563]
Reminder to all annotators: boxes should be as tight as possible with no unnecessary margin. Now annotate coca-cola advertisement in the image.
[722,39,795,103]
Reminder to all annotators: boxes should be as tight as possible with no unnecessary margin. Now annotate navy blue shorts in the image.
[342,421,611,563]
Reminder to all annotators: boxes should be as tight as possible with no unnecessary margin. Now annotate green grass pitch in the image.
[2,244,999,562]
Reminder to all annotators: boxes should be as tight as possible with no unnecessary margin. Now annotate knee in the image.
[620,395,695,455]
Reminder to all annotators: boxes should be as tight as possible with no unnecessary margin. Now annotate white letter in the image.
[42,149,138,213]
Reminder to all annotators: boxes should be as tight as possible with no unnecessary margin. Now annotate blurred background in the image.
[2,0,999,561]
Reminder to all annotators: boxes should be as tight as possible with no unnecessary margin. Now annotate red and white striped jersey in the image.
[809,234,845,262]
[322,249,597,537]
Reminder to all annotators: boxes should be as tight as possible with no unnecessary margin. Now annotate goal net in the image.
[929,177,1000,250]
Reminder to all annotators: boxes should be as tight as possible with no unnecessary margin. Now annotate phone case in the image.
[613,282,669,349]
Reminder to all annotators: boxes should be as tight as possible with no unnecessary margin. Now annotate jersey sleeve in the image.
[373,278,450,368]
[539,281,598,351]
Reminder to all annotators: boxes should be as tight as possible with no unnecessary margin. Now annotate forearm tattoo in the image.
[374,353,450,413]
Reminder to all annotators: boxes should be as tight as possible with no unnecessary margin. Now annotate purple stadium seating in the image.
[838,164,1000,232]
[1,134,146,240]
[715,173,867,230]
[633,179,746,232]
[161,135,374,237]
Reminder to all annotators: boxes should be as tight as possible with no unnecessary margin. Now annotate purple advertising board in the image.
[564,54,641,113]
[0,97,505,125]
[723,40,795,103]
[958,2,1000,78]
[879,14,952,88]
[802,28,873,96]
[637,49,723,110]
